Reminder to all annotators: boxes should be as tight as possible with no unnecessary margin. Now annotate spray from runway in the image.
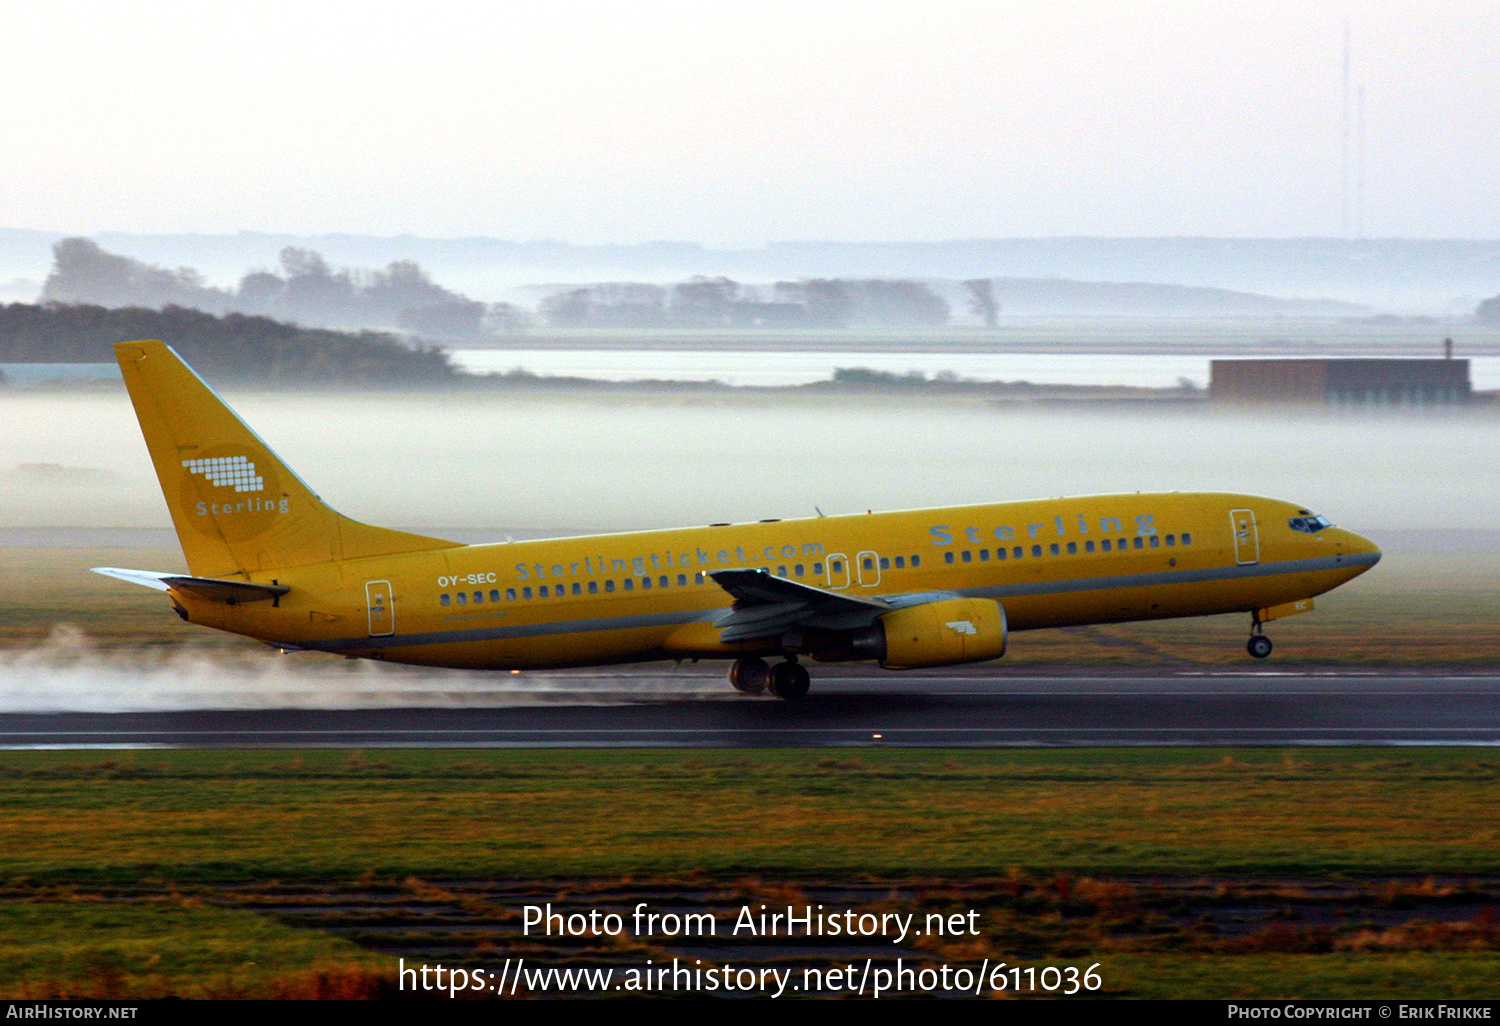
[0,626,729,713]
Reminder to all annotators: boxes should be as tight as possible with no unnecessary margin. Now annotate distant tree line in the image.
[0,303,458,386]
[40,239,528,343]
[1477,294,1500,327]
[539,276,951,329]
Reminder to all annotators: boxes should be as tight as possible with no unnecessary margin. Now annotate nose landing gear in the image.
[1246,612,1273,659]
[728,656,810,700]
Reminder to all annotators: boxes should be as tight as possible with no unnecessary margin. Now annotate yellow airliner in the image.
[94,341,1381,699]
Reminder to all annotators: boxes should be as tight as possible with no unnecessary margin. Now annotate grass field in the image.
[3,748,1499,881]
[0,748,1498,999]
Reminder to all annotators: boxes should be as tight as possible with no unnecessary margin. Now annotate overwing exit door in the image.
[365,580,394,636]
[1230,509,1260,565]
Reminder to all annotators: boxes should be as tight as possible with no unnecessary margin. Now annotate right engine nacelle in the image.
[876,598,1008,670]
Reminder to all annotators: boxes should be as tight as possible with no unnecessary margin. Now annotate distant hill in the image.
[2,230,1496,311]
[0,303,457,385]
[979,277,1362,316]
[3,230,1498,313]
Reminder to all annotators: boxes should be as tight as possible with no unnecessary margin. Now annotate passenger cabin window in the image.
[832,560,843,573]
[1031,545,1042,557]
[1133,537,1143,549]
[910,555,921,567]
[777,566,788,577]
[961,550,972,563]
[1066,542,1077,555]
[944,552,955,565]
[539,585,549,598]
[812,563,823,575]
[1050,543,1060,556]
[1165,534,1176,546]
[879,556,890,570]
[862,557,874,570]
[573,582,582,595]
[795,564,805,576]
[456,592,467,605]
[995,548,1006,560]
[522,587,533,599]
[1013,547,1022,559]
[506,588,517,601]
[677,574,687,586]
[490,589,501,602]
[1182,533,1192,545]
[440,593,450,606]
[1101,539,1111,552]
[588,581,598,594]
[605,580,615,593]
[659,576,668,588]
[1149,535,1160,548]
[1084,540,1095,553]
[696,572,706,584]
[640,576,651,588]
[623,578,634,591]
[893,556,904,569]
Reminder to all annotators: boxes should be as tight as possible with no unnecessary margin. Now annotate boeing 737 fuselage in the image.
[95,341,1381,699]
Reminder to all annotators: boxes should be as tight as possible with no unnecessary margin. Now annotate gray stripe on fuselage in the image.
[302,608,716,653]
[294,551,1379,653]
[966,550,1380,601]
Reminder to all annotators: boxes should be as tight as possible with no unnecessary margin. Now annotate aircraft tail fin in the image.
[114,340,460,578]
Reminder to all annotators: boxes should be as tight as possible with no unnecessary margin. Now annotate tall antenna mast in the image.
[1341,18,1352,238]
[1355,84,1366,239]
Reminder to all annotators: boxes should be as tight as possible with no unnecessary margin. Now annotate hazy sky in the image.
[2,1,1496,243]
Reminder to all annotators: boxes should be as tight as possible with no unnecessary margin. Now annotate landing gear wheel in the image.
[1246,635,1273,659]
[729,657,770,694]
[768,661,811,700]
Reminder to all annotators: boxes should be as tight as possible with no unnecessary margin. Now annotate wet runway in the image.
[2,669,1498,748]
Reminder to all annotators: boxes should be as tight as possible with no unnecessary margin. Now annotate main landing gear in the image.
[1246,614,1273,659]
[728,656,810,700]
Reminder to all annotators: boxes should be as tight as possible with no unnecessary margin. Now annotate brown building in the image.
[1209,359,1472,407]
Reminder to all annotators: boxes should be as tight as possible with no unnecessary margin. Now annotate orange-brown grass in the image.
[0,900,385,1000]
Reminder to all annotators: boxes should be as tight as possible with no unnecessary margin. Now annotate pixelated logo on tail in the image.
[177,447,285,540]
[182,456,264,492]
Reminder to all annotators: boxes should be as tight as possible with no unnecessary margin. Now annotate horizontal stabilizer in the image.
[91,567,290,605]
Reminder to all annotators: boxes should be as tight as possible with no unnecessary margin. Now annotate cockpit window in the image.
[1289,514,1333,533]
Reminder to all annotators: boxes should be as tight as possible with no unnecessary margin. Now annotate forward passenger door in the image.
[1230,509,1260,565]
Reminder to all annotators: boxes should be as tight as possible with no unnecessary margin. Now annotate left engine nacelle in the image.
[876,597,1008,670]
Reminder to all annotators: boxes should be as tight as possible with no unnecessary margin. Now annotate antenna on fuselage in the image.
[814,506,826,518]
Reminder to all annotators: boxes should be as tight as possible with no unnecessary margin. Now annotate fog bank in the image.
[2,390,1495,534]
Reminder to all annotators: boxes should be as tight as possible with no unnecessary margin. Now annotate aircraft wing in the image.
[708,569,889,642]
[91,567,290,605]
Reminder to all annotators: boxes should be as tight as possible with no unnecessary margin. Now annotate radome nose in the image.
[1340,529,1382,565]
